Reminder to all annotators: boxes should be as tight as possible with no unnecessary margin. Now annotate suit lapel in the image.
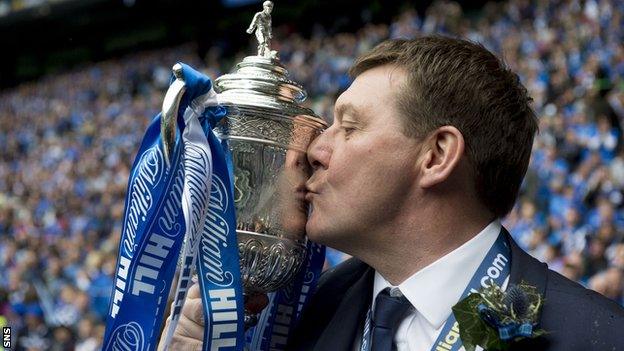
[313,264,374,351]
[504,228,551,351]
[505,228,548,319]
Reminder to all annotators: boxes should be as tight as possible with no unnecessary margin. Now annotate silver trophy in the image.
[161,1,327,327]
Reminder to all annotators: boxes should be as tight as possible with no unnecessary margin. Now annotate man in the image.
[160,36,624,350]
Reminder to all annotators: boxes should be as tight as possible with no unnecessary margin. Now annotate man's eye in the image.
[342,127,355,135]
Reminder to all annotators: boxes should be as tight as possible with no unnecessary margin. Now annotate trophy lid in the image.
[215,56,310,114]
[214,1,324,125]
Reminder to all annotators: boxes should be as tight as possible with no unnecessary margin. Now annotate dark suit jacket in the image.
[288,229,624,350]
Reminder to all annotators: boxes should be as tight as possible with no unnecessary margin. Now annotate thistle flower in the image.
[502,285,529,319]
[453,280,546,351]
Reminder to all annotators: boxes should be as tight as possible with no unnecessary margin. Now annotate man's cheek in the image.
[325,166,350,189]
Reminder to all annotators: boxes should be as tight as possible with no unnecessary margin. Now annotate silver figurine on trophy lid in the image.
[162,0,327,327]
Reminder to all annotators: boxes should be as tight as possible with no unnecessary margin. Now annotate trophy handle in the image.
[161,63,187,167]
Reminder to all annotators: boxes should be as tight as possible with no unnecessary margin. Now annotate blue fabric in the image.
[429,233,512,351]
[479,303,536,341]
[103,110,186,351]
[103,63,236,351]
[370,288,412,351]
[196,109,245,351]
[245,242,326,350]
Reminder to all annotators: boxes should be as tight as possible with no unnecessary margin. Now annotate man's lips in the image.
[304,192,315,202]
[304,185,319,202]
[294,185,308,201]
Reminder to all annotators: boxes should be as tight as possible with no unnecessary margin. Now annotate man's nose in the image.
[307,127,333,171]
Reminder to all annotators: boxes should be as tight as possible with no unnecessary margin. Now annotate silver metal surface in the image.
[246,1,275,58]
[161,63,185,167]
[238,231,306,294]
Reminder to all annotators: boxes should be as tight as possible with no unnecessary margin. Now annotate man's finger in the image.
[168,334,203,351]
[157,315,204,351]
[174,314,205,342]
[182,296,205,326]
[188,280,200,299]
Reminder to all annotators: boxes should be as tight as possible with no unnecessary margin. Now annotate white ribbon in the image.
[161,89,220,350]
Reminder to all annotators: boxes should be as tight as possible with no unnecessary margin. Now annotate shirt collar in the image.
[372,220,502,328]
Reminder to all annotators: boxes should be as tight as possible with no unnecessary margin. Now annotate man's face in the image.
[264,4,273,14]
[305,65,423,251]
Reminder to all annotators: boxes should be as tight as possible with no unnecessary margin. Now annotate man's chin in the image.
[305,221,320,242]
[305,221,345,248]
[305,220,329,245]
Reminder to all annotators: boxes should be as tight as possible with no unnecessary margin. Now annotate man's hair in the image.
[349,36,538,218]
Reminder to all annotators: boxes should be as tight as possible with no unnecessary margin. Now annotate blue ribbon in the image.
[103,108,186,351]
[103,62,325,351]
[103,63,245,351]
[478,303,535,341]
[429,233,512,351]
[246,242,325,350]
[496,322,534,341]
[195,106,245,351]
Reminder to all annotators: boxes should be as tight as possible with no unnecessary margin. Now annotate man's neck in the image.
[358,211,495,286]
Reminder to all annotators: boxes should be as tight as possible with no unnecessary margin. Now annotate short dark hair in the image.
[349,36,538,218]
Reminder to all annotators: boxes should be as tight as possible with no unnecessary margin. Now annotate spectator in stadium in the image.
[2,0,624,348]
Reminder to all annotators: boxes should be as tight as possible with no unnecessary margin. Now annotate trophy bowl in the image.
[214,54,327,296]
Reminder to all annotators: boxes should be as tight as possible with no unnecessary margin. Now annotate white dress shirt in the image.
[358,220,504,351]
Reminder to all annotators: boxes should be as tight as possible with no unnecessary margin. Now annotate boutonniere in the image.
[451,281,546,351]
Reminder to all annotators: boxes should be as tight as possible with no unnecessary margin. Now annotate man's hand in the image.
[157,283,205,351]
[157,283,269,350]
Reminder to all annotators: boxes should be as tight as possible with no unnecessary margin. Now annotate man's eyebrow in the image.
[334,103,359,121]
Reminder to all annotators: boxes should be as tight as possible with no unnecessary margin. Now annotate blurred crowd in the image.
[0,0,66,17]
[1,0,624,349]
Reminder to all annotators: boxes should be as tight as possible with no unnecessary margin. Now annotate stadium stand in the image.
[1,0,623,349]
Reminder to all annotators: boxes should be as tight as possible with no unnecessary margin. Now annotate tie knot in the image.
[373,288,412,329]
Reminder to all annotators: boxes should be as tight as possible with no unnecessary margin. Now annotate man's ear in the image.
[417,126,465,188]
